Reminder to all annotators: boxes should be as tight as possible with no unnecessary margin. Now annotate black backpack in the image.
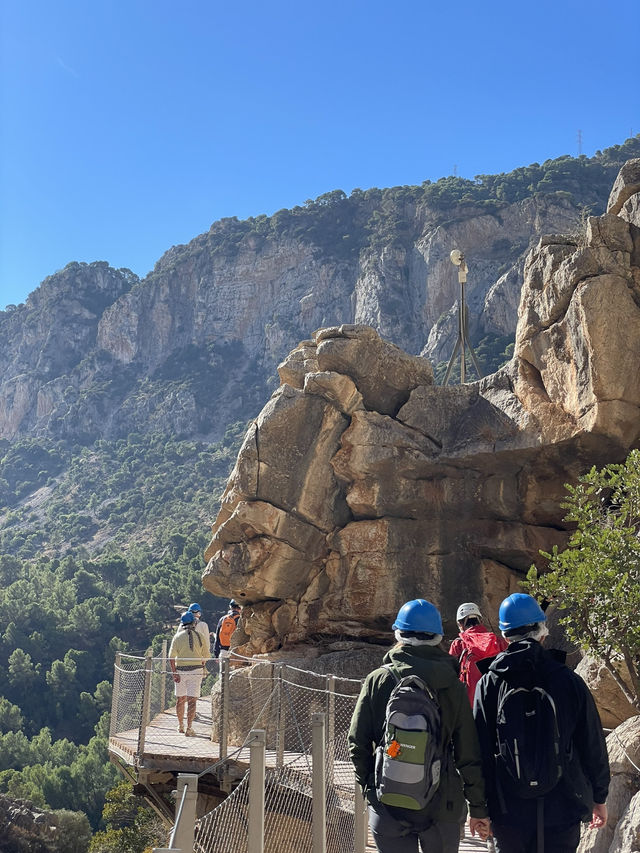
[374,667,443,810]
[495,681,563,799]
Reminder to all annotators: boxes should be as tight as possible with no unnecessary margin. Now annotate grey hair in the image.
[503,621,549,644]
[394,629,443,647]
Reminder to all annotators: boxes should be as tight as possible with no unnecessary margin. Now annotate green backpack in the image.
[374,668,443,810]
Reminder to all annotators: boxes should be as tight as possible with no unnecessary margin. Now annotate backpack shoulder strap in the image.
[381,663,400,684]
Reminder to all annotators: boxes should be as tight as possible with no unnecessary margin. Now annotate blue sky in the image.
[1,0,638,310]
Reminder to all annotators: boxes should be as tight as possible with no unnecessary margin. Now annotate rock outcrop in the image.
[576,657,638,729]
[203,161,640,653]
[577,715,640,853]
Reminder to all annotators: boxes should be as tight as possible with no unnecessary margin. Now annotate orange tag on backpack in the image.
[386,740,401,758]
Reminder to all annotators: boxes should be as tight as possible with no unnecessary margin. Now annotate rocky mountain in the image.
[1,140,639,557]
[1,142,638,447]
[202,158,640,651]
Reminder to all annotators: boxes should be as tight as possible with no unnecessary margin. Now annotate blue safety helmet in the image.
[499,593,546,632]
[180,611,195,625]
[188,603,201,614]
[392,599,443,634]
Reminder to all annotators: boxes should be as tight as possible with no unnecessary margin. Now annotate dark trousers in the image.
[368,805,460,853]
[493,821,581,853]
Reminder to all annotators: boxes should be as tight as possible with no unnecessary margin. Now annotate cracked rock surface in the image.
[203,162,640,657]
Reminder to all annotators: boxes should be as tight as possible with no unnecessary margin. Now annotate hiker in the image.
[188,602,211,653]
[449,602,507,705]
[473,593,610,853]
[168,611,210,736]
[348,598,491,852]
[213,599,241,659]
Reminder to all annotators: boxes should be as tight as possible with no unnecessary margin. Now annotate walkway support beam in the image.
[171,773,198,853]
[248,729,266,853]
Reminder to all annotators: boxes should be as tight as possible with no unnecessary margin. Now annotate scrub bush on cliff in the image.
[526,449,640,710]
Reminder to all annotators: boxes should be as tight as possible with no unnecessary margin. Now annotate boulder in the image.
[607,158,640,216]
[575,657,638,730]
[577,715,640,853]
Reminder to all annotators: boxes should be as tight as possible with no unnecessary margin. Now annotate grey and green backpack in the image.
[374,667,443,810]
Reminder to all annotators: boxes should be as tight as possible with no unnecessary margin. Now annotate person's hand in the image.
[172,673,180,683]
[589,803,608,829]
[469,817,492,840]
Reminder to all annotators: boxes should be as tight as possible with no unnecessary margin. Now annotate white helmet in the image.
[456,602,482,622]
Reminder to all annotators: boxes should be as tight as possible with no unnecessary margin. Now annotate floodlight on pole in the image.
[442,250,483,385]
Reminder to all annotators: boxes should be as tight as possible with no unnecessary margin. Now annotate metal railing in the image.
[110,652,367,853]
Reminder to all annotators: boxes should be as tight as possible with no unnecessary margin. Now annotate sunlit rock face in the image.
[203,162,640,656]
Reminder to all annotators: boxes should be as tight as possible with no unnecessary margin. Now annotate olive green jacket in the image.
[347,643,488,822]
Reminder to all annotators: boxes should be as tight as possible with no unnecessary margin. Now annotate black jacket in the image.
[348,643,488,823]
[473,638,610,829]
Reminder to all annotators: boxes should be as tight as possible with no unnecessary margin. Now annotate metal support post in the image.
[354,784,368,853]
[110,651,121,737]
[248,729,266,853]
[137,652,153,760]
[444,251,483,385]
[325,675,335,781]
[169,774,198,853]
[276,664,286,767]
[220,657,230,760]
[312,713,327,853]
[160,640,167,712]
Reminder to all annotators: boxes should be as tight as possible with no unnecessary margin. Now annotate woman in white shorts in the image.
[169,611,209,736]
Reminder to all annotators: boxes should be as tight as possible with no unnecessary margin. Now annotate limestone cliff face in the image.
[202,161,640,654]
[0,192,584,443]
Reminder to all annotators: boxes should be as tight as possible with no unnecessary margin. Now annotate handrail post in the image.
[276,664,285,767]
[325,675,335,781]
[354,783,367,853]
[160,640,167,712]
[248,729,266,853]
[170,773,198,853]
[312,713,327,853]
[220,657,230,759]
[137,652,153,760]
[110,651,121,737]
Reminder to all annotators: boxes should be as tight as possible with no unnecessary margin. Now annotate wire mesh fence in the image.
[195,664,364,853]
[110,653,221,740]
[111,653,366,851]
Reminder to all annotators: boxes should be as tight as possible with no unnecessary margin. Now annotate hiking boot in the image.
[185,727,196,737]
[177,722,185,733]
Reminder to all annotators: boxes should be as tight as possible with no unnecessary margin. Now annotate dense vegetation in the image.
[154,137,640,269]
[0,423,246,558]
[527,449,640,710]
[0,531,228,837]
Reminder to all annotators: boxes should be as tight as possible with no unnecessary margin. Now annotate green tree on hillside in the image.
[526,449,640,709]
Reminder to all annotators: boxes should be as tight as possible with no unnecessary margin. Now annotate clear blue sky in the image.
[1,0,638,310]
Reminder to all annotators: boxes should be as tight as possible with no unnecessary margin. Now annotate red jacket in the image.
[449,624,507,705]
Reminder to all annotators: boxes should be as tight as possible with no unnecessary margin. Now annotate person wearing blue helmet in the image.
[348,599,490,851]
[473,593,610,852]
[188,602,211,654]
[168,611,210,736]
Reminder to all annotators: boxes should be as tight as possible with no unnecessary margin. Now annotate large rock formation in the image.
[203,161,640,653]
